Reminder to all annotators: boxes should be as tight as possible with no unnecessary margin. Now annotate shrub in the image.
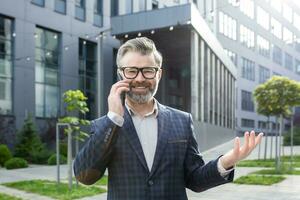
[47,154,67,165]
[283,127,300,146]
[59,142,68,157]
[5,157,28,169]
[0,144,12,166]
[14,116,44,162]
[30,148,53,164]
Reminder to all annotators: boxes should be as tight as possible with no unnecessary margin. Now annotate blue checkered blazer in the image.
[74,103,234,200]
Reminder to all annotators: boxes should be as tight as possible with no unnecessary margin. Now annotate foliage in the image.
[0,144,12,166]
[59,90,90,141]
[59,142,68,157]
[3,180,106,200]
[47,154,67,165]
[30,148,53,164]
[253,76,300,117]
[14,115,45,162]
[234,175,285,185]
[0,193,22,200]
[4,157,28,169]
[283,127,300,146]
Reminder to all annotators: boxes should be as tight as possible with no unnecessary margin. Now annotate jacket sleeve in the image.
[73,115,119,185]
[184,114,234,192]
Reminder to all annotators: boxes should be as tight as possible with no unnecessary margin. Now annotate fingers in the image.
[233,137,240,157]
[248,130,255,150]
[110,80,130,94]
[255,132,264,147]
[241,131,249,154]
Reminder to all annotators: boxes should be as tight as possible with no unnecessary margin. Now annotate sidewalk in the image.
[0,136,299,200]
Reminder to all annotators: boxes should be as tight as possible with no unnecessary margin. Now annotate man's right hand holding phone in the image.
[108,79,130,117]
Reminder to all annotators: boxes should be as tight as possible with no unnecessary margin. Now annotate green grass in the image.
[0,193,22,200]
[252,168,300,175]
[3,180,106,200]
[234,175,285,185]
[72,175,108,186]
[237,155,300,168]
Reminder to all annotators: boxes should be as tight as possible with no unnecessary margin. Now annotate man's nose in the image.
[135,70,145,82]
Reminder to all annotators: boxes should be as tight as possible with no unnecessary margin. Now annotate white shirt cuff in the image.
[217,158,234,177]
[107,111,124,127]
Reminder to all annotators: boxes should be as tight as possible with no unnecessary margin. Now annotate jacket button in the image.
[148,180,154,186]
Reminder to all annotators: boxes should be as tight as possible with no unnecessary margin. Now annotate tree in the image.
[254,76,300,171]
[59,90,90,190]
[14,115,44,162]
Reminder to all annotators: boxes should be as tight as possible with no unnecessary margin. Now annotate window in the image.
[283,27,293,45]
[241,90,254,112]
[241,118,255,128]
[294,13,300,32]
[79,39,97,120]
[257,6,269,30]
[283,3,292,23]
[284,53,293,71]
[152,0,158,9]
[270,0,282,13]
[259,65,270,83]
[31,0,45,7]
[111,0,119,16]
[272,45,282,65]
[295,59,300,75]
[0,16,13,115]
[55,0,66,14]
[94,0,103,27]
[126,0,133,14]
[228,0,240,7]
[241,57,255,81]
[35,27,60,118]
[257,35,270,58]
[296,38,300,53]
[219,11,237,40]
[75,0,85,21]
[240,0,254,19]
[258,121,267,129]
[224,49,237,66]
[139,0,146,11]
[240,25,254,50]
[271,17,282,39]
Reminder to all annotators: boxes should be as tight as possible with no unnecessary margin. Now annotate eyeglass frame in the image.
[118,66,161,79]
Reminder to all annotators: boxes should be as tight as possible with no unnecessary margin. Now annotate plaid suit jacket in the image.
[74,103,234,200]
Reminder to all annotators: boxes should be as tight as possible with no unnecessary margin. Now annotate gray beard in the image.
[127,83,158,104]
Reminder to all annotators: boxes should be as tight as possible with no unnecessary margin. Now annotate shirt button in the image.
[148,180,154,186]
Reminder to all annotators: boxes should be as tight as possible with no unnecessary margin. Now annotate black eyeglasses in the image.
[119,66,160,79]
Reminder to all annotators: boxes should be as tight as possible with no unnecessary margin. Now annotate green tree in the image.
[59,90,90,190]
[14,115,44,162]
[254,76,300,171]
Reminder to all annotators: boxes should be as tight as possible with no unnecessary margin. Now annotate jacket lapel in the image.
[149,103,170,177]
[122,108,149,173]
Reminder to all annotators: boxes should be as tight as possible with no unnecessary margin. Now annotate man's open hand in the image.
[220,131,264,169]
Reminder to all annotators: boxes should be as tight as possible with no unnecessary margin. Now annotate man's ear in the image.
[158,68,162,80]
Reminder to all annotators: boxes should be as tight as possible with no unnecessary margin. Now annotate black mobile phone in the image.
[117,73,126,106]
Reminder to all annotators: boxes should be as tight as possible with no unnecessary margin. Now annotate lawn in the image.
[3,180,106,200]
[234,175,285,185]
[237,155,300,168]
[252,168,300,175]
[0,193,22,200]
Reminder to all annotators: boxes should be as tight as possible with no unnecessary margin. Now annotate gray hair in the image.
[116,37,163,68]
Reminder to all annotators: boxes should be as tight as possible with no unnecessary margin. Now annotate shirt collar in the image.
[125,98,158,118]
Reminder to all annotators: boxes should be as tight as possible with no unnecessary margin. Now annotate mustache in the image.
[129,82,151,88]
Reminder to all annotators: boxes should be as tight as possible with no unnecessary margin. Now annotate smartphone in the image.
[117,73,126,106]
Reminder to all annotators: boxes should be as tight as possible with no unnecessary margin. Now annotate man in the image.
[74,37,263,200]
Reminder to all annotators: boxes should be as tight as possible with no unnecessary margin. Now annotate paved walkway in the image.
[0,136,299,200]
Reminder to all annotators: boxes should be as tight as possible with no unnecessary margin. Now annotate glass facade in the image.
[257,35,270,58]
[283,3,292,22]
[94,0,103,27]
[241,57,255,81]
[0,16,13,115]
[259,65,270,83]
[219,11,237,40]
[257,6,269,30]
[284,53,293,71]
[224,49,237,66]
[271,17,282,39]
[240,0,254,19]
[295,59,300,75]
[272,45,282,65]
[126,0,133,14]
[79,39,97,120]
[75,0,86,21]
[31,0,45,7]
[283,27,293,45]
[111,0,119,16]
[270,0,282,13]
[35,27,60,118]
[241,118,255,128]
[139,0,146,11]
[241,90,254,112]
[240,25,254,50]
[55,0,66,14]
